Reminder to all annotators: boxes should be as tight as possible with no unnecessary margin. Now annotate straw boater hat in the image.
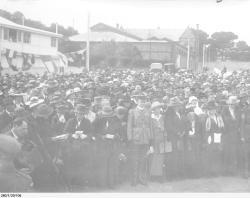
[226,96,240,105]
[26,96,44,108]
[115,106,127,116]
[151,101,164,110]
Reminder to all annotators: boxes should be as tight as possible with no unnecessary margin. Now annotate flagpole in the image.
[202,44,205,69]
[86,12,90,72]
[56,23,58,50]
[0,26,2,75]
[187,38,190,69]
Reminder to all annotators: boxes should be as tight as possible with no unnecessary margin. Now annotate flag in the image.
[57,52,67,66]
[5,49,18,71]
[51,59,58,73]
[22,53,33,71]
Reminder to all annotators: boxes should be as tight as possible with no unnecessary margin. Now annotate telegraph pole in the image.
[196,24,200,72]
[202,44,206,69]
[86,12,90,72]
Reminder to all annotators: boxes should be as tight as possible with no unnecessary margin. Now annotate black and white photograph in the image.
[0,0,250,195]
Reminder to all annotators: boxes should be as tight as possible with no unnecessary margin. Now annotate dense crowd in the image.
[0,67,250,192]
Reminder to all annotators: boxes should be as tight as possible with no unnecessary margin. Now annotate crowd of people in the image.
[0,67,250,192]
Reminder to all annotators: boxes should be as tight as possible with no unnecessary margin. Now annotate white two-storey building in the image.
[0,16,67,73]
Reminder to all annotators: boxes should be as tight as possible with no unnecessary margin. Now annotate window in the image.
[17,31,22,42]
[9,29,17,42]
[51,37,57,47]
[3,28,9,40]
[23,32,31,43]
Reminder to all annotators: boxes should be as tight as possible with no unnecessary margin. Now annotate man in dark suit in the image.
[221,96,241,175]
[240,97,250,178]
[185,112,204,178]
[51,104,71,135]
[164,97,186,179]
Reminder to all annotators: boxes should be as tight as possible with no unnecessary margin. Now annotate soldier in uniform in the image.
[240,94,250,178]
[127,95,154,186]
[0,134,33,192]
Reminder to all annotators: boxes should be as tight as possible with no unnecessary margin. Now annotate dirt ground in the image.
[72,177,250,192]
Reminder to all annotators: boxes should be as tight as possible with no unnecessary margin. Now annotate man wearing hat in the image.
[93,105,123,189]
[164,96,186,179]
[127,94,153,186]
[114,106,129,184]
[221,96,241,175]
[0,134,33,192]
[240,94,250,178]
[51,104,71,135]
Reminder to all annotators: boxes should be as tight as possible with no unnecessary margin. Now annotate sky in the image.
[1,0,250,44]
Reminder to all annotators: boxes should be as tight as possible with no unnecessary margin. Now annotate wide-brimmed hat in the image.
[33,104,54,118]
[75,98,92,106]
[168,97,183,106]
[26,96,44,108]
[151,101,164,110]
[101,105,113,116]
[227,96,240,105]
[115,106,127,115]
[66,89,75,98]
[74,104,88,113]
[0,134,21,157]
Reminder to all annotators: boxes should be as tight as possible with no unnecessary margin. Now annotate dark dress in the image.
[93,114,122,188]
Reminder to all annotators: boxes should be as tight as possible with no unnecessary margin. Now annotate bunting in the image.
[2,48,67,73]
[5,49,18,71]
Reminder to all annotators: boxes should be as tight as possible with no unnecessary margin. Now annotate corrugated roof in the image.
[126,28,185,41]
[0,16,62,38]
[69,31,139,42]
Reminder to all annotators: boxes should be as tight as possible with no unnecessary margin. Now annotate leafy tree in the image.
[209,31,238,60]
[210,32,238,49]
[11,11,24,24]
[236,41,249,51]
